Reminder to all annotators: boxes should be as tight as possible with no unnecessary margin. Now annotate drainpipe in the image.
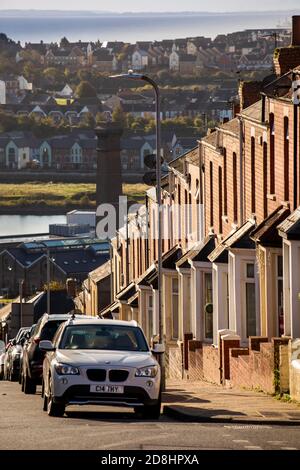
[198,140,205,241]
[238,115,244,224]
[292,72,298,210]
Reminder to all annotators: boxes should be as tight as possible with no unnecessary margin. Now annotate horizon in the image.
[0,8,300,13]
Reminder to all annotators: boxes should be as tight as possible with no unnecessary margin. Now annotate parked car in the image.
[19,324,36,384]
[0,340,5,380]
[5,328,30,381]
[41,318,162,418]
[22,313,89,395]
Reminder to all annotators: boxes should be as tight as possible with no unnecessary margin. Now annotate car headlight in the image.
[135,365,158,378]
[54,363,79,375]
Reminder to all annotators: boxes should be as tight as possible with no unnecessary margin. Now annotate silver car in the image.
[40,318,162,418]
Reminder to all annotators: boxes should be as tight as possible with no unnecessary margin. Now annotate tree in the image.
[76,80,97,99]
[79,112,95,128]
[60,37,70,48]
[112,105,126,127]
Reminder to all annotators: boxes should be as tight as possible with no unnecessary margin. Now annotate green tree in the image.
[76,80,97,98]
[112,105,126,127]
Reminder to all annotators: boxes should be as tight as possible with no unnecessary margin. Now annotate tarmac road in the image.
[1,381,300,450]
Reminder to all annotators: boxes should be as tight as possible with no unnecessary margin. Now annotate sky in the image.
[0,0,300,12]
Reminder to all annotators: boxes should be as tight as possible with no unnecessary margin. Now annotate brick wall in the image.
[165,344,183,380]
[229,342,275,393]
[186,340,221,384]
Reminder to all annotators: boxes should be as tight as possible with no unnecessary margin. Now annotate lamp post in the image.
[110,71,164,385]
[39,242,52,314]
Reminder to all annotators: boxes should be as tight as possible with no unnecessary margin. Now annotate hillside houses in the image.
[13,28,291,75]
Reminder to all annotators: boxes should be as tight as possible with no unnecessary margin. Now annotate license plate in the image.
[90,385,124,394]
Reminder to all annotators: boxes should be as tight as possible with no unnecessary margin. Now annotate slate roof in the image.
[251,206,290,247]
[208,219,256,263]
[176,235,217,268]
[278,207,300,240]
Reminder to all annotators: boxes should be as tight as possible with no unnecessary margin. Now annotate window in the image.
[210,161,213,227]
[284,116,289,201]
[233,152,238,223]
[171,278,179,340]
[277,255,284,336]
[251,137,256,213]
[218,166,223,234]
[269,113,275,194]
[223,148,227,216]
[245,262,256,337]
[263,142,268,218]
[204,272,213,340]
[8,147,16,163]
[184,190,188,243]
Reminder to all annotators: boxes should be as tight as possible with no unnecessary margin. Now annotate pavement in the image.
[163,379,300,425]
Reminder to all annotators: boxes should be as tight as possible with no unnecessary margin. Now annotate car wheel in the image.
[21,373,24,391]
[140,402,161,420]
[41,379,44,399]
[47,380,65,417]
[24,372,36,395]
[0,368,3,381]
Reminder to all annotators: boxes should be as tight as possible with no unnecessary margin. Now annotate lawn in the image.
[0,182,148,208]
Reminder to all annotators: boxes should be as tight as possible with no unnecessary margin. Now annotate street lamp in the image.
[39,242,53,314]
[110,70,164,384]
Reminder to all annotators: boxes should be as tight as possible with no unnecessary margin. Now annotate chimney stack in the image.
[292,16,300,46]
[273,16,300,76]
[95,123,123,231]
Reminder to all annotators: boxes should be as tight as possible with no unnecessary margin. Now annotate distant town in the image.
[0,26,291,184]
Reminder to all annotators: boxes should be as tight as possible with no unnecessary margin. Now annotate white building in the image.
[132,50,149,71]
[67,210,96,229]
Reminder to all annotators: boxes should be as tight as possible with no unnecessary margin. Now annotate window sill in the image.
[267,194,276,201]
[222,215,229,223]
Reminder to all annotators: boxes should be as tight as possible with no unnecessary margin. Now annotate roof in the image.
[241,100,262,122]
[251,206,290,247]
[68,318,138,327]
[185,147,199,165]
[209,219,256,263]
[278,207,300,240]
[116,282,136,302]
[176,235,217,268]
[89,260,111,283]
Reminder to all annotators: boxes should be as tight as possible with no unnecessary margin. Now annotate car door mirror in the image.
[39,340,56,352]
[151,343,165,355]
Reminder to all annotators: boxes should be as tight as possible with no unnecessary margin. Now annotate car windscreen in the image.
[40,320,66,341]
[60,324,149,352]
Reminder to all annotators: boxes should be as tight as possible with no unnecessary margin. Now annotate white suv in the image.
[40,318,162,419]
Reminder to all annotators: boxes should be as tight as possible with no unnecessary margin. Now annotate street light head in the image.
[109,71,144,80]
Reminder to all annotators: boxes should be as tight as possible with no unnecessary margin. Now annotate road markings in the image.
[244,446,262,450]
[232,440,249,443]
[267,441,285,445]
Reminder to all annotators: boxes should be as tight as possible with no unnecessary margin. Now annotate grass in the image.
[0,182,148,208]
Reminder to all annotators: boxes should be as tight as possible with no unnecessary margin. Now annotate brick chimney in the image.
[273,16,300,76]
[95,123,123,231]
[238,81,262,111]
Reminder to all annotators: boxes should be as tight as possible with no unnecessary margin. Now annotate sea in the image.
[0,10,297,44]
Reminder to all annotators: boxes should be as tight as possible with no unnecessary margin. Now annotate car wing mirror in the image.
[39,340,56,352]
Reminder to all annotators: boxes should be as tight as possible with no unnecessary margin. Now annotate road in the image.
[1,382,300,450]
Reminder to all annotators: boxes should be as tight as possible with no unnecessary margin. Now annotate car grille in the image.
[109,370,129,382]
[86,369,106,381]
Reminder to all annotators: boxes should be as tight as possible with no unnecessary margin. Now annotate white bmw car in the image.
[40,318,162,418]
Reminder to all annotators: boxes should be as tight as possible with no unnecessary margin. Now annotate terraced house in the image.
[92,17,300,398]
